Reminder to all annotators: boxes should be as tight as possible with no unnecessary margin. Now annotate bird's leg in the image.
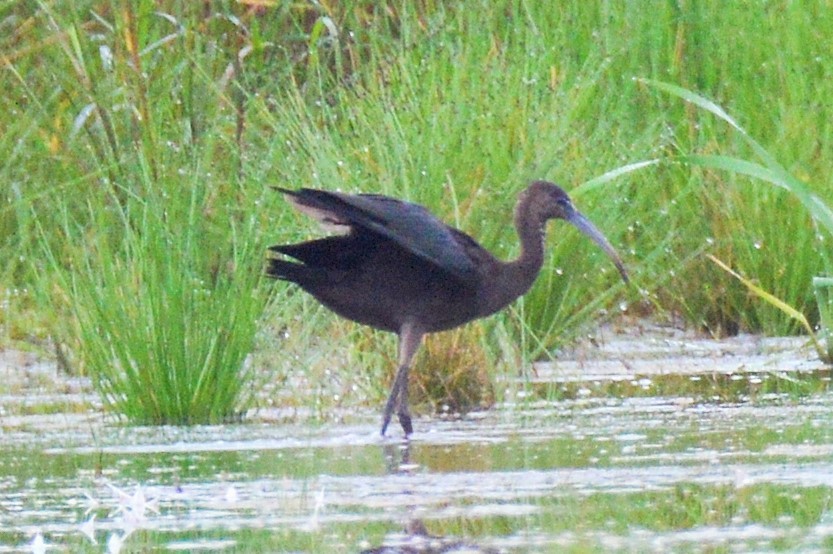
[380,323,423,437]
[397,370,412,435]
[381,363,409,436]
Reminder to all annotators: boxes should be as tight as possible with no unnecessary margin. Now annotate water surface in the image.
[1,328,831,552]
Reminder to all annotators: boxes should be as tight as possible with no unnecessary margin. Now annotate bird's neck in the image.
[481,206,547,317]
[510,207,547,287]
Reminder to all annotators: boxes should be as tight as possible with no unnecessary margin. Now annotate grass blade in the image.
[708,254,826,359]
[681,154,833,239]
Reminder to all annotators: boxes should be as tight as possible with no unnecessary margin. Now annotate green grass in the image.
[637,80,833,358]
[1,1,282,423]
[2,1,832,421]
[41,176,266,424]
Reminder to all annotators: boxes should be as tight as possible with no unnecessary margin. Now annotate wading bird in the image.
[268,181,628,436]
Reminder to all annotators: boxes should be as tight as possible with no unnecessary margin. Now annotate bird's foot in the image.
[397,411,413,436]
[380,404,413,437]
[380,409,412,437]
[380,411,393,437]
[381,360,414,437]
[381,391,398,436]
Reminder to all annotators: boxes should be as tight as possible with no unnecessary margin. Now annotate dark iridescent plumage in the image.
[268,181,628,436]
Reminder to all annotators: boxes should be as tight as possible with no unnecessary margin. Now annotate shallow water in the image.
[2,329,833,552]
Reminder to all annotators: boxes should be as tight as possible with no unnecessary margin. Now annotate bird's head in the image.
[529,180,629,283]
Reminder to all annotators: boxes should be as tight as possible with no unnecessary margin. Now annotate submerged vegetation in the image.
[1,1,832,421]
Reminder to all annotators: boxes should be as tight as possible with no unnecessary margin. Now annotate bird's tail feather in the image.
[265,258,303,282]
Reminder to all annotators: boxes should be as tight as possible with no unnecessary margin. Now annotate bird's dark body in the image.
[268,182,628,437]
[271,233,482,333]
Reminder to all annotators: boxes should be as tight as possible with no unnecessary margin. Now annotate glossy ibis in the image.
[267,181,628,436]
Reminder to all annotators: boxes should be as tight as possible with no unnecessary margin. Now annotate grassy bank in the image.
[1,1,831,420]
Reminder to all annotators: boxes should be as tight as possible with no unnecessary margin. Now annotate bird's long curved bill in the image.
[566,210,629,283]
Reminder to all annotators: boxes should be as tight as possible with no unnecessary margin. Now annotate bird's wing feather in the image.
[279,188,479,282]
